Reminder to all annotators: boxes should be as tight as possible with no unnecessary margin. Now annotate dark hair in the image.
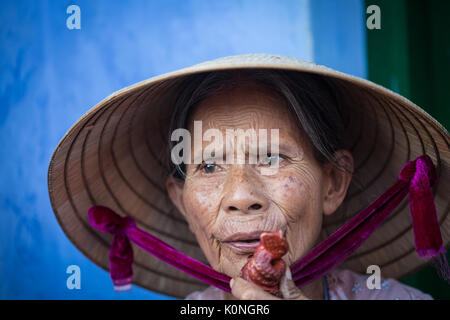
[168,68,350,180]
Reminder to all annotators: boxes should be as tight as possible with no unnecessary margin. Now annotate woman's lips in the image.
[223,240,260,254]
[221,230,265,254]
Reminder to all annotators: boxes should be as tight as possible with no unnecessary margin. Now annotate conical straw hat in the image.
[48,53,449,298]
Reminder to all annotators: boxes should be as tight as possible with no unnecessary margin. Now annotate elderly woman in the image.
[48,54,449,300]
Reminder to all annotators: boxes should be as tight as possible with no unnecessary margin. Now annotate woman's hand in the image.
[230,267,309,300]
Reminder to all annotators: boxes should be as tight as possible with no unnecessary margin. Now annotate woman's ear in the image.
[322,150,354,216]
[166,176,187,218]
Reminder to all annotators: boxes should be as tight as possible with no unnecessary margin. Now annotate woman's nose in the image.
[222,171,269,215]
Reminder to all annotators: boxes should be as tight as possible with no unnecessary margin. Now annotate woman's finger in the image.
[230,277,280,300]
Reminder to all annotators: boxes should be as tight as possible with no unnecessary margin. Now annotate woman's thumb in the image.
[280,267,308,300]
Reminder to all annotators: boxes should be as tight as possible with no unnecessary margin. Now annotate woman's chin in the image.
[217,250,252,278]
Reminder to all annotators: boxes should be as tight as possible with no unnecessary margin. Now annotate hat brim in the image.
[48,54,450,298]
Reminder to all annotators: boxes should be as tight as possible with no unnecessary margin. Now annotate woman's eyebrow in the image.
[192,145,226,163]
[271,142,298,155]
[190,140,299,162]
[235,143,298,159]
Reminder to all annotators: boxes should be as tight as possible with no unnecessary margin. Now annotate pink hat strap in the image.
[88,154,449,293]
[290,154,448,287]
[88,205,231,292]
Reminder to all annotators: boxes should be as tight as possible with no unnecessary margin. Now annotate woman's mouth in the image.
[221,231,264,254]
[224,239,261,254]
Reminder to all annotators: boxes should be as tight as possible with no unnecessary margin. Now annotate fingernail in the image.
[285,268,292,280]
[230,279,234,288]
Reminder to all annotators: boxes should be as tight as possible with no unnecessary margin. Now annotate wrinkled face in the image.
[167,82,351,277]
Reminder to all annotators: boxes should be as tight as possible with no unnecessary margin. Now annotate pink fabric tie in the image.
[89,206,231,292]
[399,155,442,257]
[88,154,449,293]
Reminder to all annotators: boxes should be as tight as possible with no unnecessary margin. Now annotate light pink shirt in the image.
[185,268,433,300]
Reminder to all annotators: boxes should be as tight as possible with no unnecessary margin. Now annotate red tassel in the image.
[88,206,135,291]
[110,233,134,291]
[399,155,449,282]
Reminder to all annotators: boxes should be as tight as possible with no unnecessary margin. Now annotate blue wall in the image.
[0,0,366,299]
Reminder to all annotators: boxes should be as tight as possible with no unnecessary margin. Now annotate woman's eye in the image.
[200,162,218,174]
[259,154,284,166]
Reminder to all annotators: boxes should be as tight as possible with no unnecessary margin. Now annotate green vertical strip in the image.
[366,0,449,129]
[406,0,450,130]
[366,0,410,96]
[427,0,450,130]
[365,0,450,299]
[406,0,433,115]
